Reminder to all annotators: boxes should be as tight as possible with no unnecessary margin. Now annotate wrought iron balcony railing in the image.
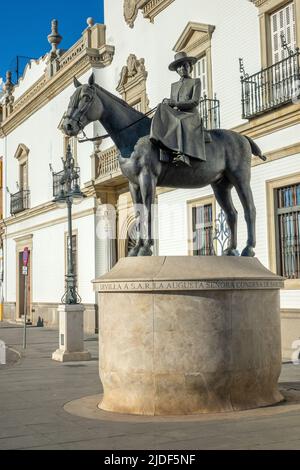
[52,167,81,198]
[241,49,300,119]
[199,94,221,129]
[10,190,30,215]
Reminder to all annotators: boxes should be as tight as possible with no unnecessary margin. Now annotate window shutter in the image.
[20,162,28,191]
[193,55,208,97]
[271,2,296,64]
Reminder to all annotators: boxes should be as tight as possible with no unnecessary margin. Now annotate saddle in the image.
[159,130,212,163]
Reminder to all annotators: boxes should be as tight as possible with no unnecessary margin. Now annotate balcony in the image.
[10,190,30,215]
[52,167,81,198]
[241,50,300,120]
[199,94,221,129]
[94,146,127,189]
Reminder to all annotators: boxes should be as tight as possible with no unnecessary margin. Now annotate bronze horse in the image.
[63,74,266,257]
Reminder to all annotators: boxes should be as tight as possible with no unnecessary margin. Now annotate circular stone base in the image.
[93,257,284,415]
[64,387,299,423]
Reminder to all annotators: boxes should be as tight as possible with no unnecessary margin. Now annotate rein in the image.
[77,106,157,143]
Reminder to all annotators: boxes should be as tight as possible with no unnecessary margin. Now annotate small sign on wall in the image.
[22,266,28,276]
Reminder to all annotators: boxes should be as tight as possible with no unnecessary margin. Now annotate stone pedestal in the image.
[52,304,91,362]
[93,257,284,416]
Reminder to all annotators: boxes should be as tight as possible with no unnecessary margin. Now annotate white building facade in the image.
[96,0,300,359]
[0,0,299,358]
[0,19,115,333]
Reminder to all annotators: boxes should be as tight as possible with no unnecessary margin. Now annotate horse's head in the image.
[62,73,103,136]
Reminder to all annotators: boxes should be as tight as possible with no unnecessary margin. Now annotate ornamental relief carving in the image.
[116,54,149,113]
[123,0,148,28]
[117,54,147,90]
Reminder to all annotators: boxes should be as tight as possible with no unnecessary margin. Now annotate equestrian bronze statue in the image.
[62,56,266,257]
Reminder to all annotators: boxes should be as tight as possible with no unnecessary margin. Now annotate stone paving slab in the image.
[1,322,300,450]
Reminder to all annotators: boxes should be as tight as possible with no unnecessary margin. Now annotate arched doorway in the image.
[125,221,139,257]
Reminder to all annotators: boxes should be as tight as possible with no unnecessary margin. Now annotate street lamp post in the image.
[52,144,91,363]
[55,144,84,305]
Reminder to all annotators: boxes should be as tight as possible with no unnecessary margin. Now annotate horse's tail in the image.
[244,135,267,161]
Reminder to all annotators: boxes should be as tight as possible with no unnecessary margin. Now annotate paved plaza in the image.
[1,322,300,450]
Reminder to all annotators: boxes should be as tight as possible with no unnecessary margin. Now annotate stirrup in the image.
[173,154,191,167]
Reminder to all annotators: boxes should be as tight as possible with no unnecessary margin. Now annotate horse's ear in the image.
[74,77,82,88]
[88,73,95,86]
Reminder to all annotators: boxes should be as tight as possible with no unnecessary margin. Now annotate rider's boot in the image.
[173,153,192,167]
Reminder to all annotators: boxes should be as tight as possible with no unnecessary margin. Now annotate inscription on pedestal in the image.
[98,279,284,292]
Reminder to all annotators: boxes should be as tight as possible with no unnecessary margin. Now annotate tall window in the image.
[271,2,296,63]
[132,100,142,112]
[189,200,215,256]
[276,183,300,279]
[193,56,208,97]
[20,161,28,191]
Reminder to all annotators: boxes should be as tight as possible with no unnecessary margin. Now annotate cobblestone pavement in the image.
[1,322,300,450]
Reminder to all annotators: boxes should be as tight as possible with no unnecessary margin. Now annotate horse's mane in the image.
[68,83,150,124]
[68,87,82,110]
[94,83,148,120]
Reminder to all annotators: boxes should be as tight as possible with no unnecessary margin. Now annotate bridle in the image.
[65,86,97,136]
[65,84,157,143]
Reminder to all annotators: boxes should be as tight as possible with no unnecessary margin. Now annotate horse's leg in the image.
[234,180,256,257]
[138,169,156,257]
[128,182,143,257]
[212,178,239,256]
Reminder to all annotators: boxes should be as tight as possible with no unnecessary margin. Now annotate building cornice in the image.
[250,0,296,14]
[231,102,300,139]
[0,24,114,136]
[4,207,96,240]
[142,0,175,23]
[252,142,300,166]
[2,182,94,228]
[251,0,269,6]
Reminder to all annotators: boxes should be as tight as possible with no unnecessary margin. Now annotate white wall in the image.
[3,68,96,219]
[102,0,260,129]
[158,152,300,309]
[4,238,16,303]
[3,196,96,304]
[158,186,215,256]
[13,57,48,101]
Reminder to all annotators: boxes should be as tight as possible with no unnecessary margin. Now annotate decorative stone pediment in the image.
[14,143,29,163]
[116,54,149,113]
[123,0,175,27]
[173,22,215,55]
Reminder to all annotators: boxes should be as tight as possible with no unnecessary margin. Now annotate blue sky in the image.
[0,0,104,84]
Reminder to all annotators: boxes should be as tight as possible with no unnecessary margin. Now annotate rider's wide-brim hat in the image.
[169,51,198,71]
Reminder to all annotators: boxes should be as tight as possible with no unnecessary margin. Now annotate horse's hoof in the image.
[128,246,140,257]
[241,246,255,257]
[223,248,240,256]
[137,246,153,257]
